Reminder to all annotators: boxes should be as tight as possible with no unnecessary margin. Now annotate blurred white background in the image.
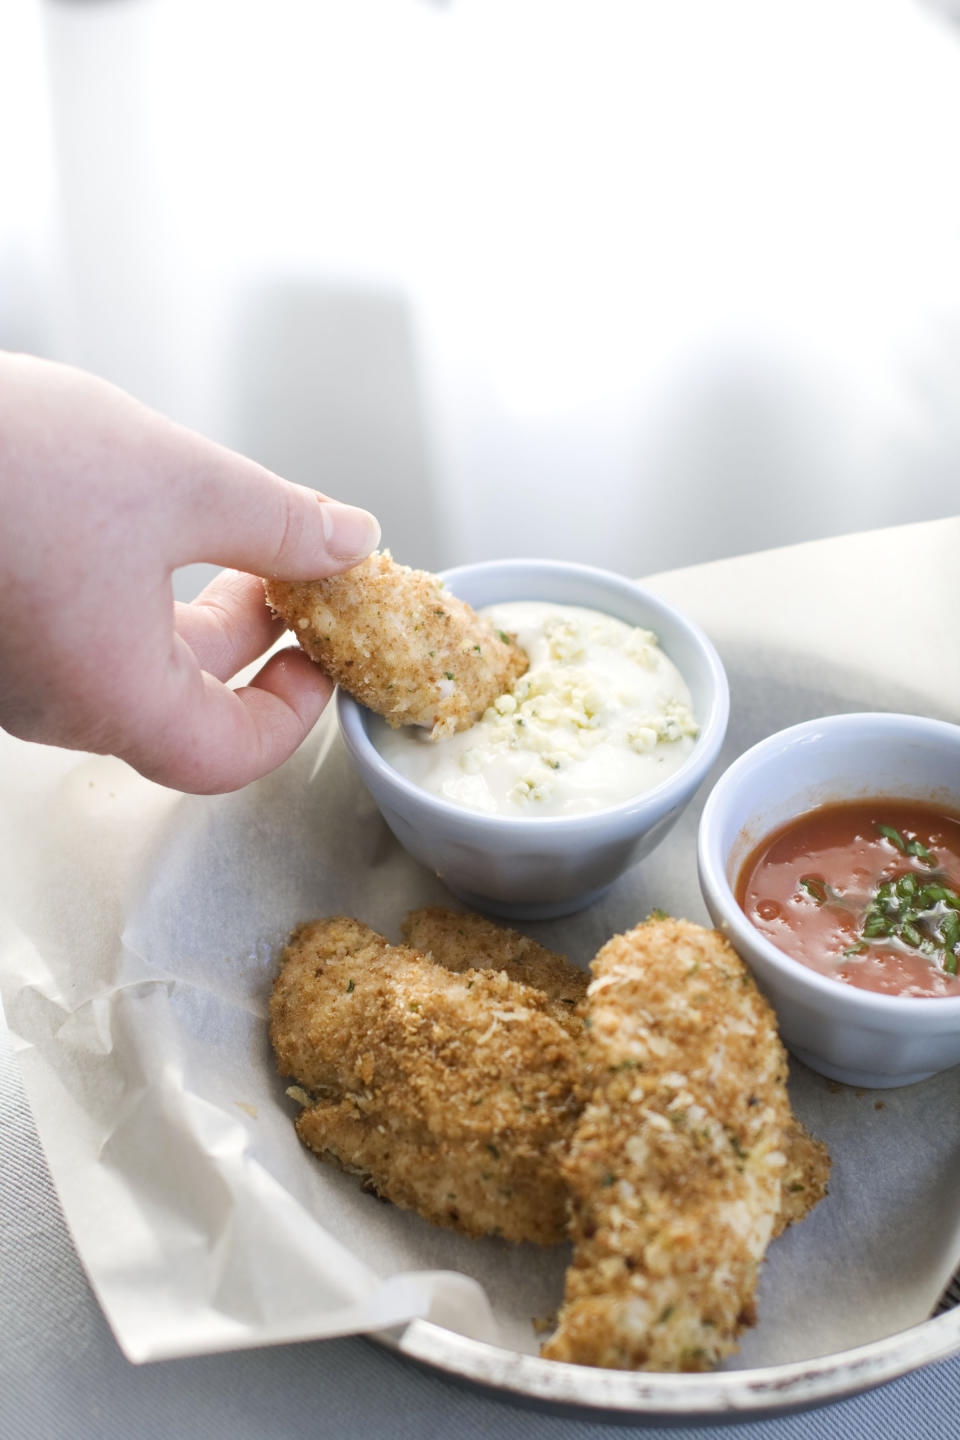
[1,0,958,599]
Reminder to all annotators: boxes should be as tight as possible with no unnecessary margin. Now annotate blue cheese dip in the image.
[371,601,699,818]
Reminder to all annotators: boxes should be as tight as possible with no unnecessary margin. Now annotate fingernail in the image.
[320,503,381,561]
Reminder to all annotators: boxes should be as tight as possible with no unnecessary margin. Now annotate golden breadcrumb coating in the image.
[402,906,588,1037]
[269,916,582,1244]
[776,1118,830,1237]
[264,550,528,739]
[541,917,829,1372]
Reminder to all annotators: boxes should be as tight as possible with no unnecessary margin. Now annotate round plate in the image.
[377,1304,960,1424]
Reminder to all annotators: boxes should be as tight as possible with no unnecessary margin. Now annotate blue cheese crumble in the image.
[372,601,699,818]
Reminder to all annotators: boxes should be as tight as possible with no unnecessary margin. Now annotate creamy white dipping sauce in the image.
[371,601,699,818]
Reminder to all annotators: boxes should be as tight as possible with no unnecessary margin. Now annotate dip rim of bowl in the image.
[337,557,730,834]
[697,710,960,1019]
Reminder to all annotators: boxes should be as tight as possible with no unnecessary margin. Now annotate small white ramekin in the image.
[697,712,960,1087]
[338,558,729,920]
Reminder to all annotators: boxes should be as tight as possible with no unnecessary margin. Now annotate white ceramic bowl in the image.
[338,558,729,920]
[698,712,960,1088]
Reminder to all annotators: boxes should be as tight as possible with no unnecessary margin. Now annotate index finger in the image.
[123,640,334,793]
[174,569,284,682]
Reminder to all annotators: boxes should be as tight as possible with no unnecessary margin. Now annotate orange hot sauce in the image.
[736,800,960,998]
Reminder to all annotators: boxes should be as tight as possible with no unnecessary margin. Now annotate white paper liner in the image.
[2,519,960,1368]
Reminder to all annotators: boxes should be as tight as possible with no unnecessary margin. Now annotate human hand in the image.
[0,353,381,792]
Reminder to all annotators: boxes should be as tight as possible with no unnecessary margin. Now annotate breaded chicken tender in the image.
[402,906,588,1036]
[777,1117,831,1236]
[541,917,829,1372]
[264,550,528,739]
[269,916,582,1244]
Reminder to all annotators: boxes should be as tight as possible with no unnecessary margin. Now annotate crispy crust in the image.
[540,917,829,1371]
[264,550,528,738]
[776,1118,831,1237]
[269,916,582,1244]
[269,910,829,1352]
[402,906,588,1037]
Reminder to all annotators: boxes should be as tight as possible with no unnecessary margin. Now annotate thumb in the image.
[160,425,380,578]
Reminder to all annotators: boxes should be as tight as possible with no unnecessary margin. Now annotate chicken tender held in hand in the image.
[264,550,528,739]
[541,916,829,1372]
[402,906,588,1036]
[269,916,582,1245]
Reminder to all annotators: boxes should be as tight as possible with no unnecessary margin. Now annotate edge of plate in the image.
[373,1306,960,1423]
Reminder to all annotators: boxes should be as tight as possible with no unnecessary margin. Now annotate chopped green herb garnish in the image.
[799,876,845,906]
[851,830,960,973]
[444,671,454,680]
[941,910,960,951]
[496,629,510,644]
[921,885,959,907]
[346,978,355,992]
[906,838,937,866]
[874,822,936,866]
